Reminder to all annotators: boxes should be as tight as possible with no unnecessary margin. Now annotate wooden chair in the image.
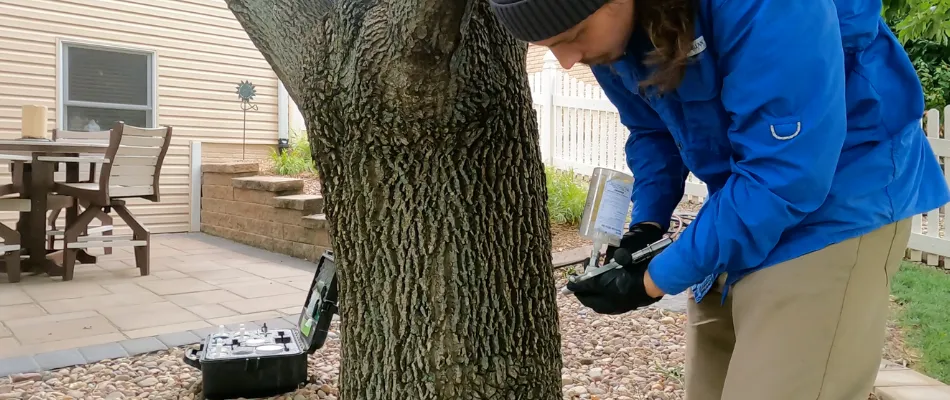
[53,122,172,280]
[0,154,32,283]
[50,128,112,182]
[43,128,114,253]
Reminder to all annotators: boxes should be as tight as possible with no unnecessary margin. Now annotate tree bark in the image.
[225,0,562,399]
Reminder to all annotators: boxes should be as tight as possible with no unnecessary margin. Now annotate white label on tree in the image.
[594,178,633,238]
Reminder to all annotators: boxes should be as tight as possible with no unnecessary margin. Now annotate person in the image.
[489,0,950,399]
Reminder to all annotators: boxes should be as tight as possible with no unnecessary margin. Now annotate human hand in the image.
[565,261,663,315]
[604,222,665,266]
[643,270,665,298]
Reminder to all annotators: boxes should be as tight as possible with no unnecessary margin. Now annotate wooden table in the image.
[0,139,108,276]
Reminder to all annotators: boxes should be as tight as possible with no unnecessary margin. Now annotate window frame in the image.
[56,39,159,130]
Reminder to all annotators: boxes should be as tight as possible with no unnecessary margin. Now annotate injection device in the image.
[560,167,672,295]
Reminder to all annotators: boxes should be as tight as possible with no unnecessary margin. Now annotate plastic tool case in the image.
[183,251,339,400]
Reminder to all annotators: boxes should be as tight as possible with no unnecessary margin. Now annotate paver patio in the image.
[0,233,317,363]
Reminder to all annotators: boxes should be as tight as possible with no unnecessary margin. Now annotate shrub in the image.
[911,52,950,111]
[546,167,588,225]
[271,129,316,176]
[887,16,950,110]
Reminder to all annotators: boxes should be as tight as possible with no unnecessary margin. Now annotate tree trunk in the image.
[225,0,562,399]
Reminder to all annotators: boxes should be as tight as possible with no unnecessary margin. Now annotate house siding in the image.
[526,44,600,86]
[0,0,280,234]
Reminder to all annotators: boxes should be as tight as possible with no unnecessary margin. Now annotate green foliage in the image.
[885,8,950,110]
[652,362,685,386]
[546,167,588,226]
[913,57,950,110]
[883,0,950,44]
[270,129,316,176]
[891,262,950,383]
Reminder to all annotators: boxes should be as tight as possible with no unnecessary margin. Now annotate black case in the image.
[183,251,339,400]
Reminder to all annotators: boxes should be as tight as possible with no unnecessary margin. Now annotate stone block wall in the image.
[200,162,331,262]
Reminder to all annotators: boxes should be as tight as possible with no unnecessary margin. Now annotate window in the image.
[61,43,155,132]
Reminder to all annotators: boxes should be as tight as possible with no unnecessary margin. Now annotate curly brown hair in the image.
[636,0,697,93]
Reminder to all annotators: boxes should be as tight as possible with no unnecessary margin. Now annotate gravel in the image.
[1,274,903,400]
[0,272,688,400]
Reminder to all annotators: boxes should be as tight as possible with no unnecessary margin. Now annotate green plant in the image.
[559,265,579,280]
[883,0,950,45]
[653,362,685,386]
[914,57,950,110]
[546,167,588,225]
[270,129,316,176]
[885,14,950,110]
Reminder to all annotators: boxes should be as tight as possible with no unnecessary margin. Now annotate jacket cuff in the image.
[646,241,695,296]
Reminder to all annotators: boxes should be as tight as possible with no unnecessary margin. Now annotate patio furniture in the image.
[0,154,32,283]
[43,128,114,253]
[53,122,172,280]
[0,187,28,283]
[49,128,113,182]
[0,138,109,275]
[0,153,31,193]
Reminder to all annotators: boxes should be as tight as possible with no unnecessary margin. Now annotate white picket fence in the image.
[529,51,950,267]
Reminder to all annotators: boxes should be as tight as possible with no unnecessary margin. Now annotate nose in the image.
[550,47,581,70]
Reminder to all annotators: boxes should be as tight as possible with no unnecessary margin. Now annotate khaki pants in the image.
[685,219,911,400]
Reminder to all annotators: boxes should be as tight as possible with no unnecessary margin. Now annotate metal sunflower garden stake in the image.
[236,80,259,160]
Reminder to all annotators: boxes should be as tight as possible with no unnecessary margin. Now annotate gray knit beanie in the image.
[489,0,611,42]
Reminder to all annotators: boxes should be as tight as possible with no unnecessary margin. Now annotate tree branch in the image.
[226,0,485,108]
[225,0,333,102]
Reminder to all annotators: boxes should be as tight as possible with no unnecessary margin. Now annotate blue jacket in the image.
[590,0,950,302]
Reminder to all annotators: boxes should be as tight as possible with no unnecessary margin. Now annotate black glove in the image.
[604,223,665,265]
[567,223,666,315]
[565,258,663,314]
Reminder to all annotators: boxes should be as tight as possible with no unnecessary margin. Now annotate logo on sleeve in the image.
[688,36,707,58]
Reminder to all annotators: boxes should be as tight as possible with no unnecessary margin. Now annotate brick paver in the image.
[0,232,316,361]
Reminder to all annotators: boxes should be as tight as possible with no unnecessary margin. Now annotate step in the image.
[201,162,258,175]
[301,214,328,230]
[875,386,950,400]
[231,175,303,193]
[273,194,324,213]
[873,361,950,400]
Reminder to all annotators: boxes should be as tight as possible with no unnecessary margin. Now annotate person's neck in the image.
[626,25,655,56]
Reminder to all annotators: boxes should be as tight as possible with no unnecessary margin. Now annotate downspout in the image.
[277,80,290,154]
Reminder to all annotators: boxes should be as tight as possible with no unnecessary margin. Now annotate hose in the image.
[666,211,697,239]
